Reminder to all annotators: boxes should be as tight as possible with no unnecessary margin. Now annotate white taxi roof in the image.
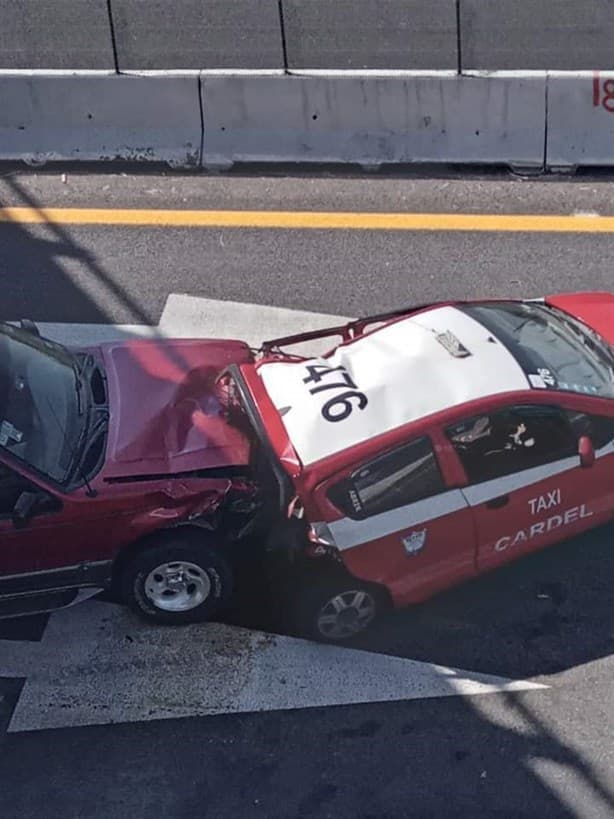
[257,305,530,466]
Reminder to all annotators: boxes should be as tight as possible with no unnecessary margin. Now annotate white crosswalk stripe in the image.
[36,293,351,348]
[0,600,547,733]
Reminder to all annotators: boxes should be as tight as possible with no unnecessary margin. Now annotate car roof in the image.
[258,304,531,467]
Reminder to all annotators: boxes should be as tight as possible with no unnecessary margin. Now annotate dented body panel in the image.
[99,337,253,477]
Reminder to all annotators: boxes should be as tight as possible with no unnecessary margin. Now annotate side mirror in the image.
[12,491,41,528]
[578,435,595,469]
[19,319,40,337]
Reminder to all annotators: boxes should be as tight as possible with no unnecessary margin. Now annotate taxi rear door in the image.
[445,402,614,571]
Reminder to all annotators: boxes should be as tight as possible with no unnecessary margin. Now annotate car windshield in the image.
[0,324,86,482]
[462,301,614,398]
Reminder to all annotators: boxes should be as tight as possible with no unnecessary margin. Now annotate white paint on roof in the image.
[259,306,529,465]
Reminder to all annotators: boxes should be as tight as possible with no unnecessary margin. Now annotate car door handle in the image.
[486,494,509,509]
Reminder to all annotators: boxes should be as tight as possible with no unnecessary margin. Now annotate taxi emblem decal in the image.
[402,528,427,555]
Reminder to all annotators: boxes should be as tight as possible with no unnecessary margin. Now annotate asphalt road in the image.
[1,169,614,818]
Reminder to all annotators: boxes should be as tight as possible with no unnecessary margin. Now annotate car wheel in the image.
[292,578,384,643]
[120,533,233,625]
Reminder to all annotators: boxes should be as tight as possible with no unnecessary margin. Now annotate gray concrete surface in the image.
[110,0,284,70]
[282,0,457,70]
[547,72,614,170]
[0,74,201,167]
[460,0,614,70]
[201,73,545,170]
[1,171,614,816]
[4,0,614,73]
[0,0,115,69]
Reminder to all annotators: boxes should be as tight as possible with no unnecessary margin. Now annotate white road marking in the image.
[35,293,351,349]
[0,601,547,733]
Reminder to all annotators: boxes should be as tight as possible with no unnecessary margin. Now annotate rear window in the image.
[327,436,446,520]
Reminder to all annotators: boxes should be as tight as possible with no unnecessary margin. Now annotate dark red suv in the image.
[0,320,261,625]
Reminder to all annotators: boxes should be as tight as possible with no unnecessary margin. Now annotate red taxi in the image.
[1,292,613,641]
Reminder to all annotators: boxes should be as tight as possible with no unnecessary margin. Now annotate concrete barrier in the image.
[111,0,284,70]
[282,0,457,70]
[459,0,614,71]
[0,0,115,70]
[0,73,202,167]
[4,1,614,75]
[546,71,614,171]
[201,72,546,172]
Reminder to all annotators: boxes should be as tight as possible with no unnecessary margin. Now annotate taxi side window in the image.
[0,462,38,517]
[446,405,577,484]
[565,410,614,449]
[327,436,445,520]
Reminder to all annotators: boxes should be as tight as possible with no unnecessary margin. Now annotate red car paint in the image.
[546,291,614,345]
[2,292,614,633]
[235,293,614,615]
[100,338,252,476]
[0,332,255,618]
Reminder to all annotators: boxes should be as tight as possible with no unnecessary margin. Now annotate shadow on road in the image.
[224,522,614,681]
[0,175,154,324]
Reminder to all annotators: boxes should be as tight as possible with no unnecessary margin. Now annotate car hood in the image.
[546,292,614,345]
[98,337,254,479]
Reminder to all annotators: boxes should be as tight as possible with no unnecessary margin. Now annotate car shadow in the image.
[222,520,614,681]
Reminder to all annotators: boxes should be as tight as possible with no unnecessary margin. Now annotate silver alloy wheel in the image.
[144,561,211,613]
[316,589,377,640]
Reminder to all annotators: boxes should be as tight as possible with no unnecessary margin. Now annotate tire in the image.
[291,577,384,643]
[119,532,234,625]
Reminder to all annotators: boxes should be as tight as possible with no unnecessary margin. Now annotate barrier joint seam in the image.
[278,0,289,73]
[543,72,549,170]
[455,0,462,75]
[106,0,119,74]
[197,73,205,168]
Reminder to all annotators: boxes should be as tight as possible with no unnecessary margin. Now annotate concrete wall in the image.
[2,1,614,172]
[2,0,613,72]
[282,0,458,70]
[460,0,614,71]
[0,1,114,69]
[110,0,284,70]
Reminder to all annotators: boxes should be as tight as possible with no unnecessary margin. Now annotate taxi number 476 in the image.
[303,364,368,422]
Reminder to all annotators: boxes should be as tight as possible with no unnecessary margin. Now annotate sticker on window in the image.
[537,367,556,386]
[528,373,547,389]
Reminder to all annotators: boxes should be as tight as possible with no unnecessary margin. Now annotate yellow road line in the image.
[1,206,614,232]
